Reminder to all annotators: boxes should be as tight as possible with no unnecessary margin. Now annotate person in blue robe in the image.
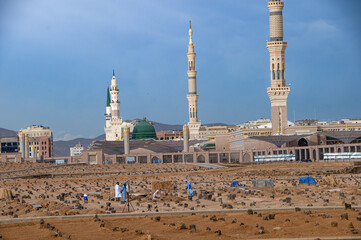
[185,179,193,200]
[121,182,127,202]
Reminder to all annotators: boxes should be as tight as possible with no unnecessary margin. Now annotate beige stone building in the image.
[18,125,53,158]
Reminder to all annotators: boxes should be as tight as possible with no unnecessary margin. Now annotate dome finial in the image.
[113,69,115,77]
[184,121,187,126]
[143,115,145,120]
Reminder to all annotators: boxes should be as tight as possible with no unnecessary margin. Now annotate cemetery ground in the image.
[1,162,361,239]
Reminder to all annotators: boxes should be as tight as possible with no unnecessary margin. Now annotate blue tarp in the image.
[299,176,317,185]
[230,181,243,187]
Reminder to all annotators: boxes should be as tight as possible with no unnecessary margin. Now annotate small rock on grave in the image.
[331,221,338,227]
[189,224,196,232]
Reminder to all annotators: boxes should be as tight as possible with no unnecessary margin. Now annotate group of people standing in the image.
[115,182,127,203]
[114,179,194,203]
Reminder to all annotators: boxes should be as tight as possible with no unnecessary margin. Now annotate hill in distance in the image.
[0,128,17,137]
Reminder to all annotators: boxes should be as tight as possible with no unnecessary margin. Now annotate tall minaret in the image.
[110,70,120,119]
[186,21,201,139]
[267,0,290,134]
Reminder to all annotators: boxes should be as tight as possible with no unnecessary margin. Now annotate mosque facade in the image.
[2,0,361,165]
[100,0,361,159]
[63,0,361,164]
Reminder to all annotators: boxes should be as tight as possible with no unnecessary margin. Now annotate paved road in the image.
[187,162,228,169]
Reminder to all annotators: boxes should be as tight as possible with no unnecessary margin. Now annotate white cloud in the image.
[308,20,337,32]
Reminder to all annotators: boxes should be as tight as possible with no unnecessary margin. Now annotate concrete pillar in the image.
[31,145,36,159]
[24,135,29,158]
[205,153,210,163]
[19,131,25,158]
[124,125,130,155]
[315,147,320,161]
[183,122,189,152]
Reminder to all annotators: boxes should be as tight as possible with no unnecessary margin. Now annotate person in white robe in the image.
[115,182,121,201]
[153,190,160,201]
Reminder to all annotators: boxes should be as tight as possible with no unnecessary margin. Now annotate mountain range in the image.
[0,121,230,156]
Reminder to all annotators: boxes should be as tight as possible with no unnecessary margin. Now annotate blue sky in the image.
[0,0,360,140]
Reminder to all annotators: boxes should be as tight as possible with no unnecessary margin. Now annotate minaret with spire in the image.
[186,20,201,139]
[104,70,125,141]
[110,70,120,119]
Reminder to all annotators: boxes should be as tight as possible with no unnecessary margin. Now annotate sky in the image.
[0,0,360,140]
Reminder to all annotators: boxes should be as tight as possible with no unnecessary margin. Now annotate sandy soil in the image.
[0,162,361,239]
[1,209,361,239]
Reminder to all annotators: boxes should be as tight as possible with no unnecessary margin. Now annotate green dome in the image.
[132,119,157,140]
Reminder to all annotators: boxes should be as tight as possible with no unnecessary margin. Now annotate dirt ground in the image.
[0,162,361,239]
[1,209,361,239]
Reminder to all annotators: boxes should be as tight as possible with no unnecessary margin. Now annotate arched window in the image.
[298,138,308,147]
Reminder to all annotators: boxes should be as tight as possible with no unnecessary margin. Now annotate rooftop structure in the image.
[70,142,84,156]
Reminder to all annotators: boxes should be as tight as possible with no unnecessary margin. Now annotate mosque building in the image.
[86,0,361,165]
[2,0,361,165]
